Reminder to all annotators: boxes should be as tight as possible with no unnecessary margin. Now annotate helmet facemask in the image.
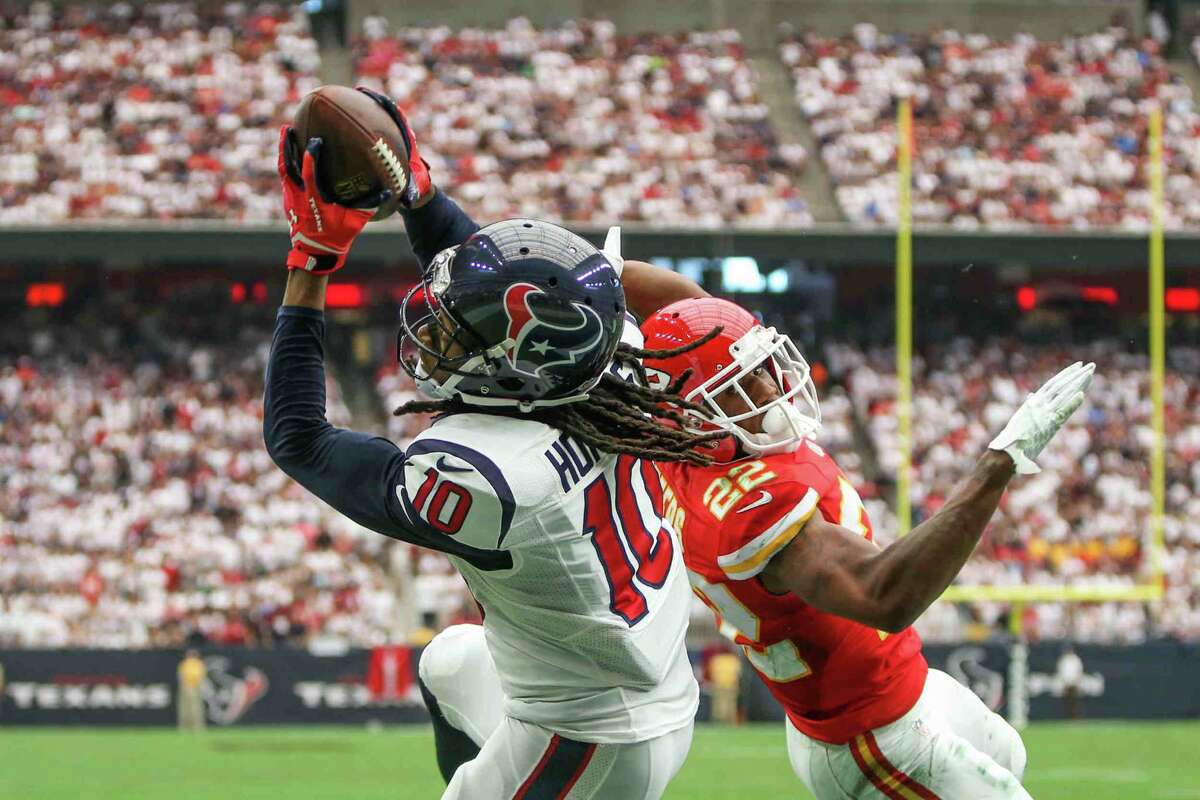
[399,245,500,400]
[684,325,821,456]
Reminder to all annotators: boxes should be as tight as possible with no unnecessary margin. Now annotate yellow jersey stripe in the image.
[717,488,819,579]
[720,513,813,579]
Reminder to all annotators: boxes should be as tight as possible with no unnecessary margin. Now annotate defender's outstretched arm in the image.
[761,450,1014,632]
[761,362,1095,632]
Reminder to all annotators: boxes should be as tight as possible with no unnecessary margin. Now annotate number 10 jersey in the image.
[401,409,698,744]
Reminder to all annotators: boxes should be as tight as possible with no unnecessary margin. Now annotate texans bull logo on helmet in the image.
[502,282,604,378]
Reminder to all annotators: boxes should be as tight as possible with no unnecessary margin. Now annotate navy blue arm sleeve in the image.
[262,307,513,569]
[262,306,417,538]
[398,190,481,268]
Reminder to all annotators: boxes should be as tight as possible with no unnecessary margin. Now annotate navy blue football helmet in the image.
[399,219,626,411]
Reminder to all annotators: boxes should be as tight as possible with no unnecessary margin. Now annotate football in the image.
[291,84,408,221]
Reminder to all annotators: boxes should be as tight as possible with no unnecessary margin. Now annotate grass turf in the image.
[2,722,1197,799]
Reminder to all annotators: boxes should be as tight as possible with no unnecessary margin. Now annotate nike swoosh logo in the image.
[436,456,472,473]
[736,490,773,513]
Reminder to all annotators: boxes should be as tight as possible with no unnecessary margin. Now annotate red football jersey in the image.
[659,438,927,744]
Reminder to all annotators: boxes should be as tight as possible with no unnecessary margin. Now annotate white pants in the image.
[419,624,694,800]
[787,669,1029,800]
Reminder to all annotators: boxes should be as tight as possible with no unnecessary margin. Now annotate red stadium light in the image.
[1016,286,1037,311]
[326,283,367,308]
[1081,286,1118,306]
[1166,288,1200,313]
[26,282,65,307]
[230,283,247,303]
[391,284,418,303]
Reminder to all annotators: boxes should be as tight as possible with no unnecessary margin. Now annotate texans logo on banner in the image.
[202,656,269,725]
[946,647,1005,711]
[502,283,603,377]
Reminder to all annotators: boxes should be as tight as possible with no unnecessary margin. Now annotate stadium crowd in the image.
[782,24,1200,229]
[354,17,812,228]
[4,288,1196,647]
[1,4,1196,648]
[0,292,413,649]
[9,5,1199,231]
[0,1,320,223]
[828,337,1200,643]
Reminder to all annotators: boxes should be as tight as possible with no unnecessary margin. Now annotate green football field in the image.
[2,722,1196,799]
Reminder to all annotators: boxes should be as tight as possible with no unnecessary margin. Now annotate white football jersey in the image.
[398,323,698,743]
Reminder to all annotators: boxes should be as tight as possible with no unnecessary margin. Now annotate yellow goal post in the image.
[892,98,1169,723]
[892,100,1168,722]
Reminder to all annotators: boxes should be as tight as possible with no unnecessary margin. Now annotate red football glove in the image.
[356,87,433,207]
[277,125,386,274]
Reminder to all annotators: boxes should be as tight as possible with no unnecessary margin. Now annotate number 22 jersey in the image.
[658,438,927,745]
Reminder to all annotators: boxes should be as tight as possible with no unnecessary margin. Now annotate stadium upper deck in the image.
[352,17,812,227]
[3,3,1196,229]
[782,24,1200,228]
[0,2,320,223]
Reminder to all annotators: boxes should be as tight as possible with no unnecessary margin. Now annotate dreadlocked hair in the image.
[395,326,726,465]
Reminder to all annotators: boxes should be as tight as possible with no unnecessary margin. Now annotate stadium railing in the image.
[3,223,1200,269]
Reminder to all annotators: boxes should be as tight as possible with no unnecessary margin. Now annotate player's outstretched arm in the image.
[355,88,481,266]
[761,449,1015,632]
[762,361,1095,632]
[620,260,709,321]
[264,131,425,541]
[399,190,481,268]
[264,270,418,539]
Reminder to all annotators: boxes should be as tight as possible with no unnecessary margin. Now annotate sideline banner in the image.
[4,642,1197,726]
[740,641,1200,723]
[0,648,427,726]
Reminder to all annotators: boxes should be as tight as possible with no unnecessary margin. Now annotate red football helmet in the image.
[641,297,821,462]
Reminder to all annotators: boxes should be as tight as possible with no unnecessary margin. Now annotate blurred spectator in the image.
[0,2,320,222]
[177,648,206,730]
[355,18,812,228]
[782,25,1200,229]
[0,289,406,648]
[831,337,1200,643]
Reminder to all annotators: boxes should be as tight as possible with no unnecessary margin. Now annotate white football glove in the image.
[988,361,1095,475]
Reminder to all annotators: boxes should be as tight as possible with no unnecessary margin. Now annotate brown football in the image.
[292,85,408,221]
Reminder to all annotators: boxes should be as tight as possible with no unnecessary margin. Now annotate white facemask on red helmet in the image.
[641,298,821,462]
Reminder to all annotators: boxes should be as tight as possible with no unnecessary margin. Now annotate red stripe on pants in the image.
[514,735,562,799]
[553,743,597,800]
